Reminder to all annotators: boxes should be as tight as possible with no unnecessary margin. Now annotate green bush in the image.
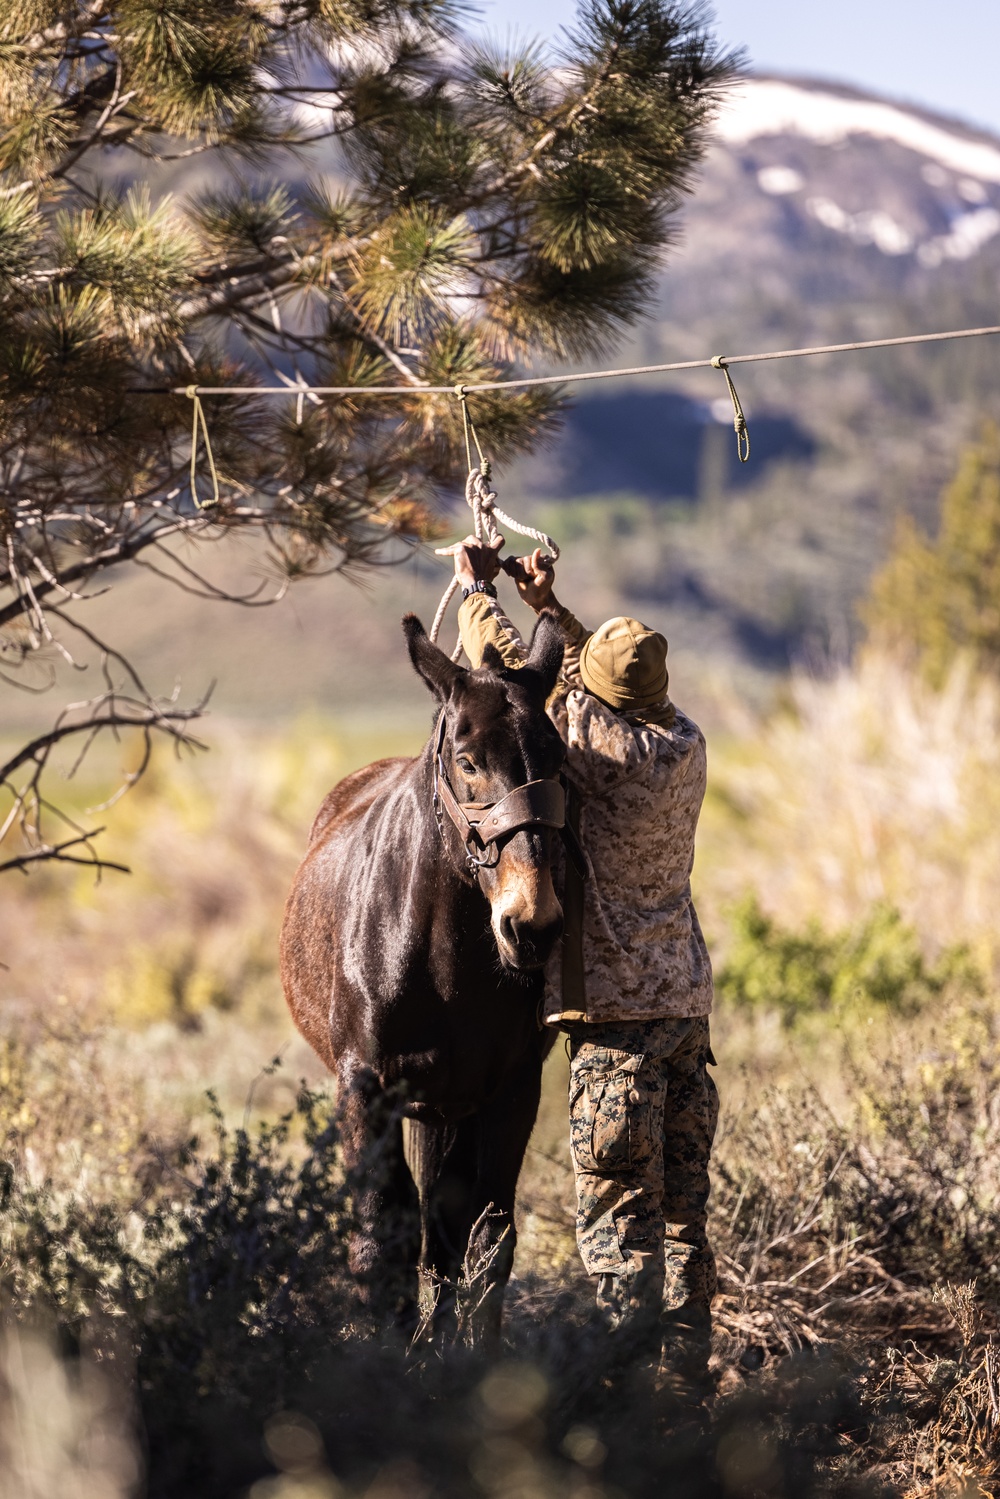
[716,897,982,1025]
[8,1046,1000,1496]
[862,424,1000,686]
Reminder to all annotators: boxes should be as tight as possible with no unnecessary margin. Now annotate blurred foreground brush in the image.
[0,1325,139,1499]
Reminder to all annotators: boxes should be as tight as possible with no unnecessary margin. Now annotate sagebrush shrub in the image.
[716,897,982,1025]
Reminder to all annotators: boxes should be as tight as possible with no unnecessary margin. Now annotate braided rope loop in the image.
[429,390,560,660]
[185,385,220,508]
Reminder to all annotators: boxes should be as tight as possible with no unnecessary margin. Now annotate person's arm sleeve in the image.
[559,691,652,794]
[457,592,529,669]
[550,603,591,686]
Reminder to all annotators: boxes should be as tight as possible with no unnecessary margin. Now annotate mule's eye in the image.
[457,756,477,777]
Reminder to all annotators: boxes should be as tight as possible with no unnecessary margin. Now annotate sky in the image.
[472,0,1000,138]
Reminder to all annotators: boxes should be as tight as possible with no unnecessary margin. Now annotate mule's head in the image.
[403,611,565,972]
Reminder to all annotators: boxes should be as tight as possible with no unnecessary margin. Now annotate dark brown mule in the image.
[280,611,566,1337]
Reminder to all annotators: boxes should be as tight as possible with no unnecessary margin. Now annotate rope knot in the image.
[431,386,560,660]
[711,354,750,464]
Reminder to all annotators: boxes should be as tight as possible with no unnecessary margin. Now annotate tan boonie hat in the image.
[579,616,669,711]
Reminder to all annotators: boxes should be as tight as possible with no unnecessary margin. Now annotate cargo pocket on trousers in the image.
[570,1051,644,1175]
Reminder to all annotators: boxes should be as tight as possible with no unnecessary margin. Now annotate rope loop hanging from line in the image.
[457,384,501,551]
[711,355,751,464]
[185,385,220,509]
[429,385,561,661]
[457,383,489,485]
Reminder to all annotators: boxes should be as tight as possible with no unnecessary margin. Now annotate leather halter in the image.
[432,711,581,878]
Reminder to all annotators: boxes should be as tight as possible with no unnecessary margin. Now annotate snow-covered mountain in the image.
[715,76,1000,269]
[542,74,1000,483]
[684,74,1000,314]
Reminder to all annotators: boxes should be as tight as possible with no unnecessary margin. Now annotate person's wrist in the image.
[462,578,497,600]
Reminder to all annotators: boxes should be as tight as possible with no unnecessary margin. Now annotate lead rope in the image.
[429,386,561,662]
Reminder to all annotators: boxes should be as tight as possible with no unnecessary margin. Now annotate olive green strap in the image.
[560,782,587,1014]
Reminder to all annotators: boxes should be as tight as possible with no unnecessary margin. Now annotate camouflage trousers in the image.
[567,1015,718,1351]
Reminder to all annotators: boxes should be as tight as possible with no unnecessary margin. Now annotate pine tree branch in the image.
[0,833,131,877]
[0,700,203,783]
[51,63,137,183]
[134,541,291,605]
[145,257,315,332]
[322,263,428,386]
[472,33,624,205]
[0,683,207,879]
[0,516,211,634]
[0,0,735,881]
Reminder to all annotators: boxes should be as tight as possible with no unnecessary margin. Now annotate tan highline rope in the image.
[171,321,1000,398]
[429,386,560,663]
[175,319,1000,638]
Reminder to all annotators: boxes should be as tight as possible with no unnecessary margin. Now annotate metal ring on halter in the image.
[465,841,501,873]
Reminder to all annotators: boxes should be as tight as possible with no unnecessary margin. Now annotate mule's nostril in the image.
[495,909,563,969]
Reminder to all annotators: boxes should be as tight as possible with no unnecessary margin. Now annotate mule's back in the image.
[308,756,410,843]
[280,755,412,1069]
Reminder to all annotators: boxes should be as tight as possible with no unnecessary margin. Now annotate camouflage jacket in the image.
[458,593,713,1026]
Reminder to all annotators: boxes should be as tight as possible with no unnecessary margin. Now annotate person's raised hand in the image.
[435,533,505,590]
[510,547,555,611]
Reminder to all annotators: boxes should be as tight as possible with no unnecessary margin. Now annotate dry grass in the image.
[698,649,1000,974]
[0,715,424,1196]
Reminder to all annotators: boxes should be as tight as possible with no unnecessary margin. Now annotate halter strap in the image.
[432,712,570,873]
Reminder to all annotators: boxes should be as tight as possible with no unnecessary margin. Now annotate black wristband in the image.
[462,580,497,600]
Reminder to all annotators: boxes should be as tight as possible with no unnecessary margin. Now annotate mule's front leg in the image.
[461,1048,544,1346]
[405,1116,477,1339]
[338,1061,420,1328]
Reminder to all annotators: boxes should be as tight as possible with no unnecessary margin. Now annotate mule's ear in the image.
[524,609,564,698]
[402,614,465,700]
[480,641,507,675]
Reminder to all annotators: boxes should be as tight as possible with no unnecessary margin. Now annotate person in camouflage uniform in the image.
[447,535,718,1391]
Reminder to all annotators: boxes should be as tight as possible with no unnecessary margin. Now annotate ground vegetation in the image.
[3,614,1000,1493]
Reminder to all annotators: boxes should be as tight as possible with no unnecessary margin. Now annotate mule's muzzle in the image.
[492,854,564,971]
[496,909,564,972]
